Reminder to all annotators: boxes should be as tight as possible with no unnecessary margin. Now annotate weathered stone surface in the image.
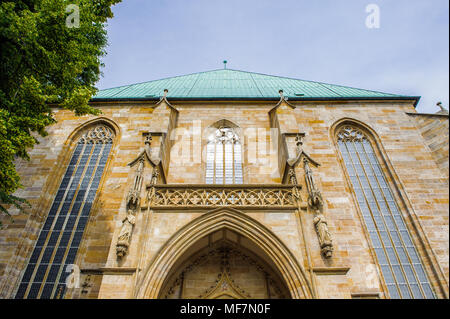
[407,113,449,177]
[0,100,448,299]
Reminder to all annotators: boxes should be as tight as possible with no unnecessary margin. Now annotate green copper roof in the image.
[92,69,415,101]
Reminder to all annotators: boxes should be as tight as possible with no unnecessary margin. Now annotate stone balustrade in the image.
[146,184,299,210]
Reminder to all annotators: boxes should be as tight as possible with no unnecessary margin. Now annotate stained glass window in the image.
[337,126,435,299]
[15,125,115,299]
[206,127,243,184]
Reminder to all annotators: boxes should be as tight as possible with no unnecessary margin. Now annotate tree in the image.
[0,0,121,223]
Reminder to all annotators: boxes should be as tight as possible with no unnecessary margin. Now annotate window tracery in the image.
[206,127,243,184]
[337,125,435,299]
[15,124,115,299]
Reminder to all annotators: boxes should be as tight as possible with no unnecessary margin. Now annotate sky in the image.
[97,0,449,113]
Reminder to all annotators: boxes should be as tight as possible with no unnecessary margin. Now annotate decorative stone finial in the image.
[437,102,449,114]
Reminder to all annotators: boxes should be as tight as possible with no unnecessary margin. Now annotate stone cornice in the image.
[405,111,449,118]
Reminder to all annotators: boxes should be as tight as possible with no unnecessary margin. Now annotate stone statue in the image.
[313,214,333,258]
[303,157,333,258]
[115,147,160,259]
[115,152,147,259]
[116,209,137,258]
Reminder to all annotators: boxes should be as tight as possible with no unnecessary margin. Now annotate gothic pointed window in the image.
[206,127,243,184]
[337,125,435,299]
[15,124,115,299]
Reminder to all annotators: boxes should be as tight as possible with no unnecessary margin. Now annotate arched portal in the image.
[159,229,290,299]
[135,208,313,299]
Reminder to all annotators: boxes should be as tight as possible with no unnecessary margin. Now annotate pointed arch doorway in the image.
[159,229,290,299]
[135,208,313,299]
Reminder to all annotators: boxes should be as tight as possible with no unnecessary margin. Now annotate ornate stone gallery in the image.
[1,69,448,299]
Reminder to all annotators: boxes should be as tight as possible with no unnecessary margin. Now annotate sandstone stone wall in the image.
[406,113,449,178]
[0,100,448,299]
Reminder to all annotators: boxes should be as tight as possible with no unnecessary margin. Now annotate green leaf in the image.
[0,0,121,221]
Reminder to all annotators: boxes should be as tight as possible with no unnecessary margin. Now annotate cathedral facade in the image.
[0,69,448,299]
